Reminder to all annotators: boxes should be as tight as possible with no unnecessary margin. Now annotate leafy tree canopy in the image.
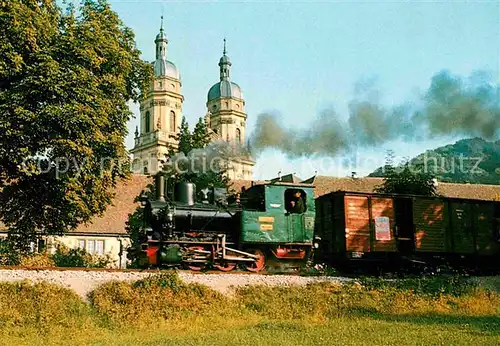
[0,0,153,246]
[375,151,438,196]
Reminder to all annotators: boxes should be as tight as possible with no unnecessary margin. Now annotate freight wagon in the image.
[314,191,500,272]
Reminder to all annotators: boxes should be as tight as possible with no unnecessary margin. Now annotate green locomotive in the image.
[133,174,319,272]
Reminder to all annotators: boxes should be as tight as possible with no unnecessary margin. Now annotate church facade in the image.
[130,22,254,180]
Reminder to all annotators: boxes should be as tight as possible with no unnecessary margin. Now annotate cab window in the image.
[240,185,266,211]
[285,189,307,214]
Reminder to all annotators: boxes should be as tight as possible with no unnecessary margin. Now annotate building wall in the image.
[206,97,247,144]
[227,160,254,180]
[45,235,131,269]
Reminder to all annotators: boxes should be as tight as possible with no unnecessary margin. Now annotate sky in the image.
[104,0,498,180]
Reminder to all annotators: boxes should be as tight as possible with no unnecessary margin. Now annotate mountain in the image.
[369,138,500,185]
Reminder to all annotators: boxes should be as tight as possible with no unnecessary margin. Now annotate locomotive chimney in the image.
[155,174,165,202]
[175,182,196,206]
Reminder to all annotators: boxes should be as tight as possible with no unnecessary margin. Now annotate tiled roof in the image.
[72,174,151,235]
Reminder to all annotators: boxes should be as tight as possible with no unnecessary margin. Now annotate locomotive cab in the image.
[239,181,316,270]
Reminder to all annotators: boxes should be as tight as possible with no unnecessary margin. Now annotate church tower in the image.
[131,17,184,174]
[206,39,254,180]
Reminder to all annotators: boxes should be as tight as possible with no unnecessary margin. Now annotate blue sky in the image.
[105,0,499,180]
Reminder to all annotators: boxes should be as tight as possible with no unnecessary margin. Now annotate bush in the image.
[51,243,113,268]
[89,271,230,325]
[0,238,21,265]
[0,280,91,329]
[19,253,56,267]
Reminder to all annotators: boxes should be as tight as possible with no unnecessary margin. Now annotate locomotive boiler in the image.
[133,174,318,272]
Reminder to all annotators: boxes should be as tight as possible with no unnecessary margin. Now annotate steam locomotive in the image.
[132,174,318,272]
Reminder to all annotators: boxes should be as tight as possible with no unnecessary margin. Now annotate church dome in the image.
[207,80,242,102]
[155,31,168,42]
[153,59,180,80]
[219,54,230,64]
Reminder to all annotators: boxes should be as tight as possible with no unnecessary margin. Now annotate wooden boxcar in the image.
[315,191,500,271]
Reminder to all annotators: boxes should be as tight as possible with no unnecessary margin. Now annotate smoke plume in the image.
[250,70,499,158]
[161,140,250,174]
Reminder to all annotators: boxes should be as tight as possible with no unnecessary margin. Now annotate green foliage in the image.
[375,150,438,196]
[0,0,153,247]
[0,280,91,329]
[370,138,500,185]
[175,116,193,156]
[0,240,112,268]
[191,117,211,149]
[19,252,56,267]
[51,243,113,268]
[89,271,228,325]
[357,276,478,298]
[0,237,21,265]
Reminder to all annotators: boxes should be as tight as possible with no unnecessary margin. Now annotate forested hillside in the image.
[369,138,500,185]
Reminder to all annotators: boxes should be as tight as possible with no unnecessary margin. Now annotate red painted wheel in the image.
[243,249,265,272]
[214,261,237,272]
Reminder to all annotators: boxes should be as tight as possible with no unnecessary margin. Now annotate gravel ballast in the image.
[0,269,351,299]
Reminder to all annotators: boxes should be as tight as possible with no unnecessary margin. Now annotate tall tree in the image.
[191,117,211,149]
[175,116,192,156]
[375,151,438,196]
[0,0,152,247]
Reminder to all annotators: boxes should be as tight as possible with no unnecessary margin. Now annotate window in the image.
[285,189,307,214]
[225,101,229,109]
[235,128,241,143]
[77,239,105,255]
[170,111,176,132]
[37,239,46,253]
[145,111,151,133]
[240,185,265,211]
[87,240,95,254]
[96,240,104,255]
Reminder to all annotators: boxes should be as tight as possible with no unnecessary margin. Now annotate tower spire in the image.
[219,38,231,81]
[160,15,164,32]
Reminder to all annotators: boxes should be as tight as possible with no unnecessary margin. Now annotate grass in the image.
[0,272,498,345]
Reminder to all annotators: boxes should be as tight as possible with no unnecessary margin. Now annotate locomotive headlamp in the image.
[313,236,321,249]
[167,211,173,221]
[139,193,149,207]
[145,227,153,239]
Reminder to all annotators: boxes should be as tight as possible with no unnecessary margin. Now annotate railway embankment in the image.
[0,269,351,298]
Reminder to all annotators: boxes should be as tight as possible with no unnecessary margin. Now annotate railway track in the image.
[0,265,306,276]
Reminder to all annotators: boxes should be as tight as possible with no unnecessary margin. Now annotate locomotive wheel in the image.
[185,246,209,272]
[214,261,237,272]
[186,264,207,271]
[243,249,265,272]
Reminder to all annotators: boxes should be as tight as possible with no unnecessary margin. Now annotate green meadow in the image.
[0,273,498,346]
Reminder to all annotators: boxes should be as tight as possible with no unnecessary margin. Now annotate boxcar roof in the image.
[319,189,500,204]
